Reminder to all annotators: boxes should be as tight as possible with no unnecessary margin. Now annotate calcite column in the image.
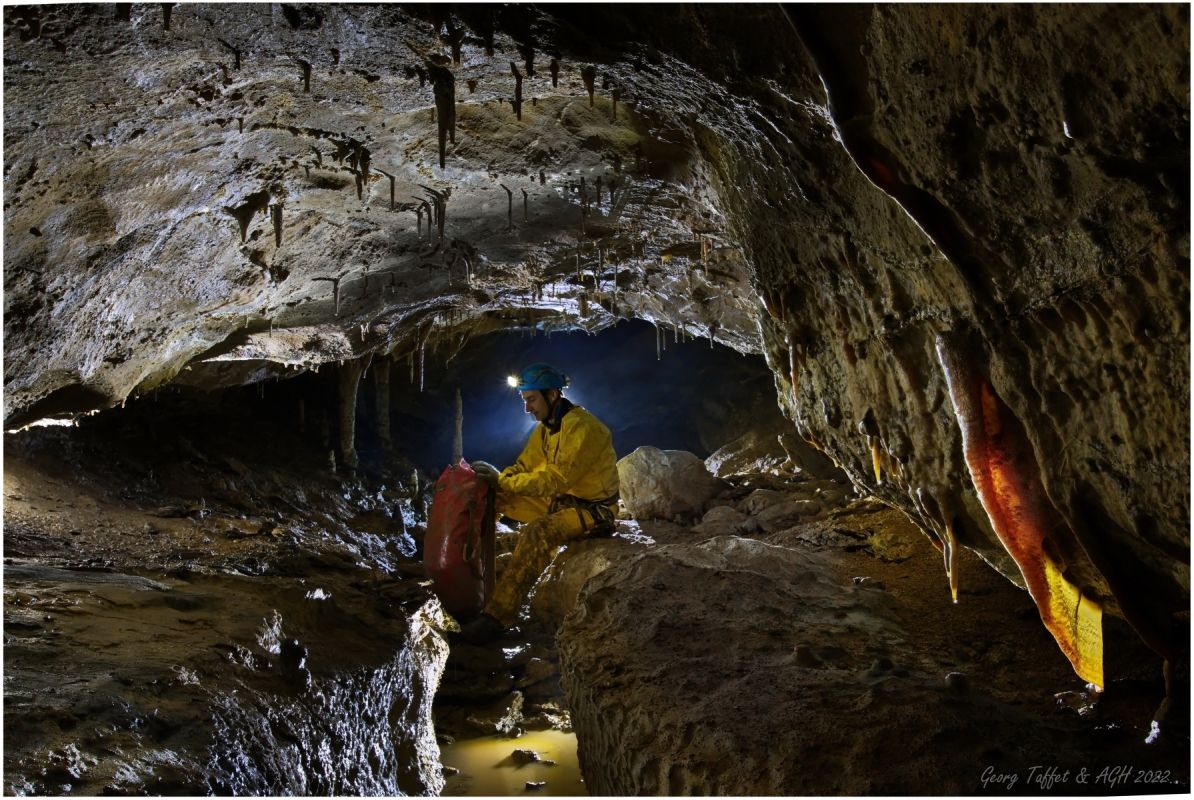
[337,357,368,470]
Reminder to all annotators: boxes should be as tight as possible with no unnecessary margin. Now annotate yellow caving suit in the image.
[484,402,620,626]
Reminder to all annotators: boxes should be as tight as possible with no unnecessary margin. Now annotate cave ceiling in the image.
[3,4,1190,684]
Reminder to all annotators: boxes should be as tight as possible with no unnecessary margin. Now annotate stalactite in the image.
[415,318,434,393]
[224,191,270,243]
[443,18,464,65]
[869,435,882,483]
[500,183,513,231]
[313,275,342,317]
[416,187,448,244]
[378,168,396,210]
[427,61,456,169]
[218,37,240,70]
[297,58,312,93]
[945,520,959,604]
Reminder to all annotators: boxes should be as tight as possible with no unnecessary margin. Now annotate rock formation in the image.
[3,2,1189,794]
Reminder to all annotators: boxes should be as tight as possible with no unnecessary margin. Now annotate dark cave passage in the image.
[373,320,780,474]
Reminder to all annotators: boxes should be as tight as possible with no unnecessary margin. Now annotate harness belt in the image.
[550,493,620,533]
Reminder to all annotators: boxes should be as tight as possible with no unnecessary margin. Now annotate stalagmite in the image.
[581,65,596,106]
[372,358,391,451]
[337,356,369,471]
[452,388,463,464]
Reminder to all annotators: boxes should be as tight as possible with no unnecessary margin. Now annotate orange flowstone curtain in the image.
[938,339,1104,689]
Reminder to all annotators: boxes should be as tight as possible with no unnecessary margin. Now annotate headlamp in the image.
[506,375,519,388]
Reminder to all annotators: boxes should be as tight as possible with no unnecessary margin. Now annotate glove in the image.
[470,460,500,488]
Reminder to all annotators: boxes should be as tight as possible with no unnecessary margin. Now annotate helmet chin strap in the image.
[542,389,559,419]
[542,390,572,431]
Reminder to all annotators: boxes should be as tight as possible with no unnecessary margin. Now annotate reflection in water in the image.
[441,730,586,796]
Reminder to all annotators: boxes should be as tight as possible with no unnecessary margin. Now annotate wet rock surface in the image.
[3,392,451,796]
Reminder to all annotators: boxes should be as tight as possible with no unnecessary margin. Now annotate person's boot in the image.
[456,613,505,645]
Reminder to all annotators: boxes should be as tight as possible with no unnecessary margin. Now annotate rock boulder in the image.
[617,447,726,521]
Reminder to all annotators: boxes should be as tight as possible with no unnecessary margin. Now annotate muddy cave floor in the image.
[2,392,1189,796]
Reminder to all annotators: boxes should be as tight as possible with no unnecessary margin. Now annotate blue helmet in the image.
[510,362,568,392]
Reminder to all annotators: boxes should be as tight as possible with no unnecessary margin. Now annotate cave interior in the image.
[2,3,1190,796]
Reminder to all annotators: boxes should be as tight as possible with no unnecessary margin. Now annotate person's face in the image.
[521,389,555,422]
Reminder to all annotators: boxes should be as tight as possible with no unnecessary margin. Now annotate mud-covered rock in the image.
[703,430,787,478]
[557,533,1186,794]
[529,536,640,628]
[691,504,747,537]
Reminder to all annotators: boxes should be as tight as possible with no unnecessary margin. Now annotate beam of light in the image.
[5,416,84,433]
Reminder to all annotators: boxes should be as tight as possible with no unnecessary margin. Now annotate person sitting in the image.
[463,362,619,643]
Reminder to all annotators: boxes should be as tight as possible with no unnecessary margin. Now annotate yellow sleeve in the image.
[499,427,544,481]
[499,412,606,498]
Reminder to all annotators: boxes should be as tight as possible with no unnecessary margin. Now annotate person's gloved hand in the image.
[470,460,500,488]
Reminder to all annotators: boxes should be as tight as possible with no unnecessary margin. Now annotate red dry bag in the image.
[423,460,496,619]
